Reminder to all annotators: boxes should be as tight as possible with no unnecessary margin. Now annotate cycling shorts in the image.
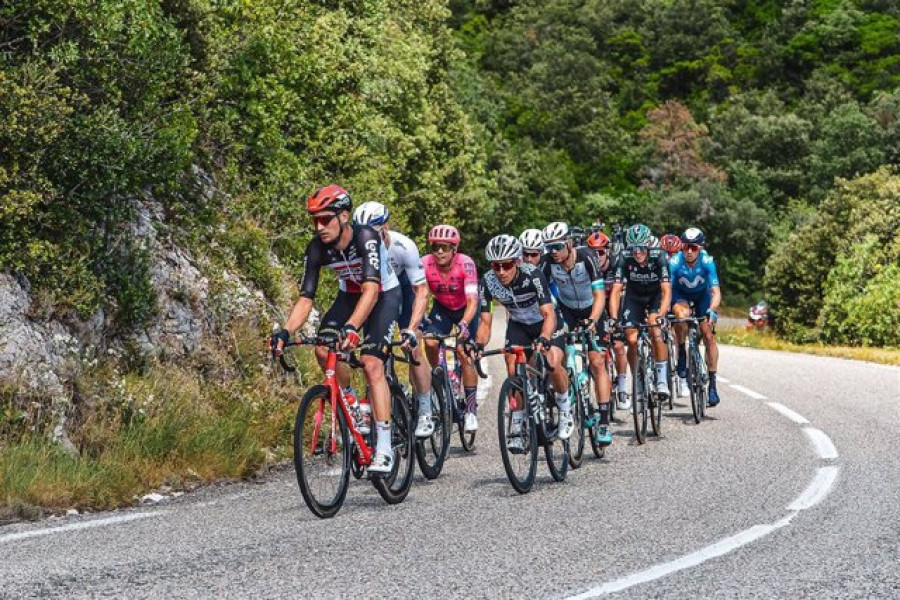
[505,316,565,351]
[558,303,607,349]
[673,289,711,317]
[421,301,480,337]
[620,291,662,329]
[319,288,400,361]
[398,272,415,330]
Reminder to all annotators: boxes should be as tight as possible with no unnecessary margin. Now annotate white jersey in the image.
[386,231,426,286]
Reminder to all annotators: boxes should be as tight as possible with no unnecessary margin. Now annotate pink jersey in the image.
[422,252,479,311]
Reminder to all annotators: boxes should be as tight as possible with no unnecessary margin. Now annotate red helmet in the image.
[307,184,352,214]
[428,224,460,247]
[586,231,610,250]
[660,234,683,255]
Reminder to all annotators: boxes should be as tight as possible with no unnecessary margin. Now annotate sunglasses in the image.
[546,242,567,252]
[684,243,702,253]
[431,243,454,253]
[631,245,648,253]
[595,248,607,257]
[311,214,337,228]
[523,251,541,259]
[491,260,516,273]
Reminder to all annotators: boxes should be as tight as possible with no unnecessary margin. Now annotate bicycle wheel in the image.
[632,345,649,444]
[415,370,452,480]
[543,395,569,482]
[457,378,477,451]
[497,377,538,494]
[695,345,708,420]
[650,384,663,437]
[294,385,350,518]
[665,337,676,410]
[605,351,618,423]
[372,386,415,504]
[567,372,585,469]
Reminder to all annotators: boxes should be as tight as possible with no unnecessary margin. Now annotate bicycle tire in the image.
[497,377,538,494]
[294,385,350,518]
[372,386,415,504]
[543,396,569,482]
[457,375,477,451]
[650,387,663,437]
[687,337,702,423]
[632,344,649,444]
[567,371,585,469]
[415,370,452,480]
[695,345,708,420]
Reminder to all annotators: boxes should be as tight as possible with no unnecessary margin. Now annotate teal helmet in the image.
[626,224,652,248]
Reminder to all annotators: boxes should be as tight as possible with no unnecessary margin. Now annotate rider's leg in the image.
[408,331,432,416]
[649,312,670,395]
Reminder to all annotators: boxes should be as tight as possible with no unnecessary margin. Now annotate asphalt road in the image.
[3,316,899,599]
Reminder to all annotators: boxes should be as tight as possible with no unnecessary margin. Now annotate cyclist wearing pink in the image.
[421,225,482,432]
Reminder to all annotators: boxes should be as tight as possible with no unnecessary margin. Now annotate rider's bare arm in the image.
[285,296,315,336]
[407,282,429,332]
[609,282,624,320]
[538,303,556,341]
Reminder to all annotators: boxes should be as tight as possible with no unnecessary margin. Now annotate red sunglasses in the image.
[684,243,702,253]
[491,260,516,272]
[311,214,337,228]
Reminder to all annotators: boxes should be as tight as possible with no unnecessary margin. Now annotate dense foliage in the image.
[1,0,898,345]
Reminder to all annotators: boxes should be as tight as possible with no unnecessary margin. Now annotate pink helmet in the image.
[428,224,460,247]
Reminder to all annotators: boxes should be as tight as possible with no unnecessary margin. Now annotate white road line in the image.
[567,514,796,599]
[787,466,840,511]
[802,428,839,460]
[716,376,730,383]
[729,384,767,400]
[766,401,810,425]
[0,511,165,544]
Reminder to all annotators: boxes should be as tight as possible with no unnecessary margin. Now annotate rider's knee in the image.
[360,355,385,380]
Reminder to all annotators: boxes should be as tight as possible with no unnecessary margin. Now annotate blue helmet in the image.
[681,227,705,246]
[353,201,390,228]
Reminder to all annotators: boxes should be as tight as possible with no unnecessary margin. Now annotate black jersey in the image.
[299,224,399,298]
[479,263,552,325]
[612,248,670,299]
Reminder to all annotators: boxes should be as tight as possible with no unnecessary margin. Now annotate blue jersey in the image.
[669,250,719,295]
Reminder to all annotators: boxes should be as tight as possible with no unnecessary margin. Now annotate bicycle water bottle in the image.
[358,397,372,435]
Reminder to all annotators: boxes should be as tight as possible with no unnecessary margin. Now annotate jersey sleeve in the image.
[355,225,383,285]
[581,248,605,291]
[613,253,627,284]
[479,275,493,313]
[704,254,720,287]
[532,269,553,307]
[657,251,670,282]
[400,237,426,285]
[298,240,322,299]
[462,255,479,298]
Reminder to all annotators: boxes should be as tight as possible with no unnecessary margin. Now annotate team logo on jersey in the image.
[365,239,380,268]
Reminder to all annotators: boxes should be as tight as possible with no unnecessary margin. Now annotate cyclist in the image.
[472,235,574,448]
[272,185,399,474]
[660,234,682,259]
[353,202,433,438]
[587,230,630,410]
[421,225,482,432]
[541,222,613,445]
[519,229,545,266]
[608,224,672,399]
[670,227,722,406]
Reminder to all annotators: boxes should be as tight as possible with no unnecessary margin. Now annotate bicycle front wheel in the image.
[294,385,350,518]
[497,377,538,494]
[688,341,704,423]
[543,398,569,482]
[567,374,585,469]
[372,386,415,504]
[632,349,649,445]
[415,370,452,480]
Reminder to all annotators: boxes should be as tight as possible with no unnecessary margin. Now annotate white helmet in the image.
[485,235,522,262]
[542,221,570,243]
[519,229,544,251]
[649,235,660,248]
[352,201,390,228]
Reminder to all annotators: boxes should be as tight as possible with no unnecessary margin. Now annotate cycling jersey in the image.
[422,252,479,312]
[479,263,551,326]
[612,248,670,299]
[669,250,719,295]
[299,224,398,297]
[540,247,604,311]
[385,231,425,329]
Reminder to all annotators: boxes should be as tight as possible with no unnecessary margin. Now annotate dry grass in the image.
[717,326,900,366]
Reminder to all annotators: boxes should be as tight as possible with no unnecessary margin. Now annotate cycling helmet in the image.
[625,224,652,247]
[485,234,522,262]
[307,184,352,214]
[353,201,389,228]
[660,234,683,254]
[586,231,610,250]
[649,235,660,248]
[428,224,460,247]
[519,228,544,251]
[681,227,706,246]
[542,221,570,243]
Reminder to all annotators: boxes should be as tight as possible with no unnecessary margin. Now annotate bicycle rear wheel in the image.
[294,385,350,518]
[567,373,585,469]
[543,398,569,482]
[497,377,538,494]
[688,338,704,423]
[415,370,452,480]
[372,386,415,504]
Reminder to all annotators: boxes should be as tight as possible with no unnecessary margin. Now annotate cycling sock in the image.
[599,402,610,425]
[465,386,477,414]
[677,344,686,364]
[616,374,627,391]
[555,391,571,414]
[375,421,392,455]
[709,371,716,388]
[655,361,668,382]
[416,391,431,416]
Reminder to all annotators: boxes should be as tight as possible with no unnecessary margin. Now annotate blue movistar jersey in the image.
[669,250,719,295]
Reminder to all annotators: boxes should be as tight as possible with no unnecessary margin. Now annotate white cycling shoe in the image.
[368,451,394,475]
[678,377,689,397]
[464,412,479,433]
[617,392,632,411]
[415,414,435,438]
[557,411,575,440]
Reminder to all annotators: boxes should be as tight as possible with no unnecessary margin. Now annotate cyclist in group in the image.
[519,229,545,266]
[541,222,613,445]
[272,185,399,474]
[586,229,631,410]
[421,225,482,432]
[660,234,682,259]
[608,224,672,399]
[669,227,722,406]
[472,235,574,447]
[353,202,434,437]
